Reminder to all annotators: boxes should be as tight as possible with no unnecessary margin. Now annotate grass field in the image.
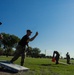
[0,56,74,75]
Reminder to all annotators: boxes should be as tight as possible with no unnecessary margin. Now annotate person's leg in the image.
[21,51,25,66]
[10,52,20,63]
[67,58,68,64]
[55,56,59,64]
[10,45,22,63]
[69,59,70,64]
[67,59,70,64]
[56,59,58,64]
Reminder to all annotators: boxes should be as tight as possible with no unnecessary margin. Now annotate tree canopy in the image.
[0,33,46,58]
[1,33,20,48]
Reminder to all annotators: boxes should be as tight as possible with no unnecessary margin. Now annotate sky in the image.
[0,0,74,58]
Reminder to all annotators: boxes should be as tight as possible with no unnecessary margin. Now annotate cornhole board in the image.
[0,60,29,72]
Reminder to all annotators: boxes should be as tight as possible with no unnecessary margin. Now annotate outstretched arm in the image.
[53,51,55,58]
[29,32,38,41]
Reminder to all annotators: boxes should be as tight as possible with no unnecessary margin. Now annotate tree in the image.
[3,47,15,57]
[39,53,45,58]
[1,33,20,48]
[31,48,41,58]
[0,48,3,55]
[26,46,32,57]
[1,33,20,56]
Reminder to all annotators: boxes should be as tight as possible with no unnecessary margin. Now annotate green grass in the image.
[0,56,74,75]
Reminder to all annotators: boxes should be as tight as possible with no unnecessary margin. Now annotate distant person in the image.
[52,51,60,64]
[66,52,70,64]
[0,22,3,40]
[0,34,3,40]
[0,34,3,46]
[0,34,3,55]
[10,30,38,66]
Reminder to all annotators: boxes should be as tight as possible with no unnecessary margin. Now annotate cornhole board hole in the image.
[0,60,29,72]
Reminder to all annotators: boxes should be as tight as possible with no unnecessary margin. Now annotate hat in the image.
[27,30,32,33]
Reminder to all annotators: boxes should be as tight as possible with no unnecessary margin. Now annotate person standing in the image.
[66,52,70,64]
[10,30,38,66]
[52,51,60,64]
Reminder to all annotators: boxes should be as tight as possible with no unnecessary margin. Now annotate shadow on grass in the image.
[40,64,61,67]
[41,64,52,66]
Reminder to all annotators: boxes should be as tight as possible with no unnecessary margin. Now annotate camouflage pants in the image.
[67,58,70,64]
[55,55,59,64]
[10,45,26,66]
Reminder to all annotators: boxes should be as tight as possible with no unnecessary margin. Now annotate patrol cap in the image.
[27,30,32,33]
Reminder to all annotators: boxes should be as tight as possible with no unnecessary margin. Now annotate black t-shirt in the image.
[18,35,29,47]
[66,54,70,59]
[54,51,60,57]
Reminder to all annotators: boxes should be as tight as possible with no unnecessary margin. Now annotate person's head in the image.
[54,51,59,54]
[54,51,57,53]
[26,30,32,36]
[67,52,69,54]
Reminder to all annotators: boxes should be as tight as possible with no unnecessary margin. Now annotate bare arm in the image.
[29,32,38,41]
[53,51,55,58]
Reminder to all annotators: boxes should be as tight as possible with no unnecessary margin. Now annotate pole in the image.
[45,50,46,57]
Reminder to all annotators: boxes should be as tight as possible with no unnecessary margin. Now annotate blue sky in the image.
[0,0,74,57]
